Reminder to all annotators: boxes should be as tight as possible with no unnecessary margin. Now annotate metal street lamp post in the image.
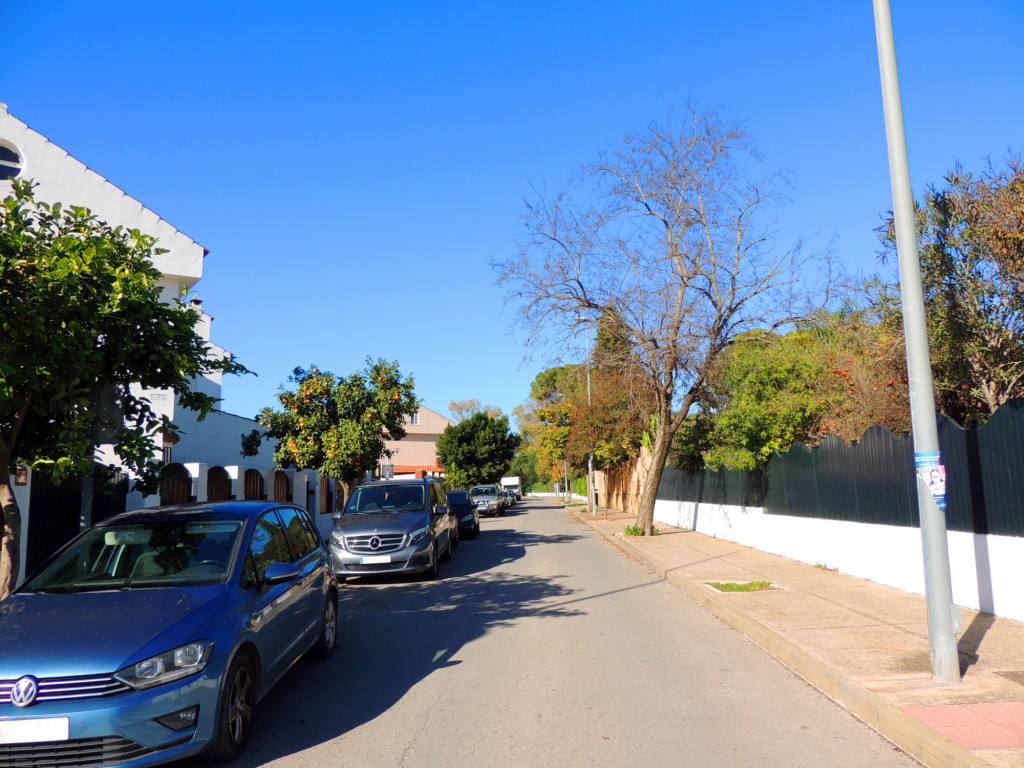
[873,0,959,682]
[553,393,570,503]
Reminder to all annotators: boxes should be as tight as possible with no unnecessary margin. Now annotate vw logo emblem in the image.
[11,676,39,707]
[368,536,382,551]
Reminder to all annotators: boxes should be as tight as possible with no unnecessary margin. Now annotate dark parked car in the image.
[446,489,480,539]
[329,477,456,580]
[470,483,505,517]
[0,501,337,767]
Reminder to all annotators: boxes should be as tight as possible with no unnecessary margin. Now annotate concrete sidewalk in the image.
[568,505,1024,768]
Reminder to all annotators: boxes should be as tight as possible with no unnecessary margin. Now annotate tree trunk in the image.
[634,417,674,535]
[0,481,22,600]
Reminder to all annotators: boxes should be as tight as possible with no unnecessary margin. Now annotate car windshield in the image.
[471,486,495,496]
[346,484,426,514]
[21,519,243,593]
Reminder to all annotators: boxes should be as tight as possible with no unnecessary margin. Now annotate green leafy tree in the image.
[245,359,418,503]
[511,401,548,488]
[435,411,519,488]
[701,329,829,469]
[514,366,578,484]
[535,399,571,485]
[692,313,909,470]
[877,156,1024,423]
[508,448,539,491]
[0,180,246,598]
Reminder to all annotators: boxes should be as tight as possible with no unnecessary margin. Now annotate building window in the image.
[411,410,420,426]
[0,144,22,180]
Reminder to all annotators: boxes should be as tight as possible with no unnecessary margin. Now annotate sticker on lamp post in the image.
[914,451,946,512]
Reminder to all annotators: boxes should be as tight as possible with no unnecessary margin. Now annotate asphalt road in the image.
[184,498,918,768]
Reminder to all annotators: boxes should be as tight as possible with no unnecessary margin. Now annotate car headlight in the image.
[488,501,499,509]
[115,641,214,690]
[330,532,344,548]
[408,526,429,546]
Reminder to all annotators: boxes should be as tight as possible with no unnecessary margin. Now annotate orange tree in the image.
[244,359,418,504]
[1,180,247,598]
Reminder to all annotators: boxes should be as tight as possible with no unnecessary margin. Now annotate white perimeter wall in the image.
[654,499,1024,623]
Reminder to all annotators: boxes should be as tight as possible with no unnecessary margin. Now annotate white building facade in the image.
[1,105,338,578]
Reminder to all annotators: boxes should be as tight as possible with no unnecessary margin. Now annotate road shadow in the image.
[340,526,582,583]
[179,515,584,766]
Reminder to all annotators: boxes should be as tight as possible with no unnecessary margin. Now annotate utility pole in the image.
[554,393,570,503]
[583,324,596,514]
[873,0,960,682]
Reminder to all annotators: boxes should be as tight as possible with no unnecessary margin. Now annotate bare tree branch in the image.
[495,107,838,532]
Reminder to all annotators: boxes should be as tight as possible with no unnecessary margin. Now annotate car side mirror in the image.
[331,512,341,523]
[262,562,299,585]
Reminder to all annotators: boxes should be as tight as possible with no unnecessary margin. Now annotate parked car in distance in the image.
[0,501,337,768]
[503,489,517,507]
[330,477,455,581]
[446,490,480,539]
[470,483,505,516]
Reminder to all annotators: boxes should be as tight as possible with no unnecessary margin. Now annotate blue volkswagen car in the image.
[0,501,337,767]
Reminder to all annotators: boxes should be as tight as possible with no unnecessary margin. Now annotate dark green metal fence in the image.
[657,401,1024,538]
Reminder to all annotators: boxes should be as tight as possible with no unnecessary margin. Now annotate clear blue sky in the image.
[4,2,1023,425]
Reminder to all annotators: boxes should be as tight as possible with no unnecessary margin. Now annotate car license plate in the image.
[360,555,391,565]
[0,717,70,744]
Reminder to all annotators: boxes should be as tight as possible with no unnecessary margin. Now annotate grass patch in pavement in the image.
[705,580,775,592]
[623,524,659,536]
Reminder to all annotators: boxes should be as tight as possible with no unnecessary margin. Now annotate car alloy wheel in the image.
[205,652,255,761]
[424,544,439,580]
[311,594,337,659]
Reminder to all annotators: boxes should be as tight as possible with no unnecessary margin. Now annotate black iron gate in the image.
[26,466,128,574]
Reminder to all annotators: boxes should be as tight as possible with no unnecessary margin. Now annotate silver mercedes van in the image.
[329,477,456,581]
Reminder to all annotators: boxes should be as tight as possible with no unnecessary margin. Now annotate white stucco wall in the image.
[653,499,1024,622]
[171,408,275,468]
[0,105,205,286]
